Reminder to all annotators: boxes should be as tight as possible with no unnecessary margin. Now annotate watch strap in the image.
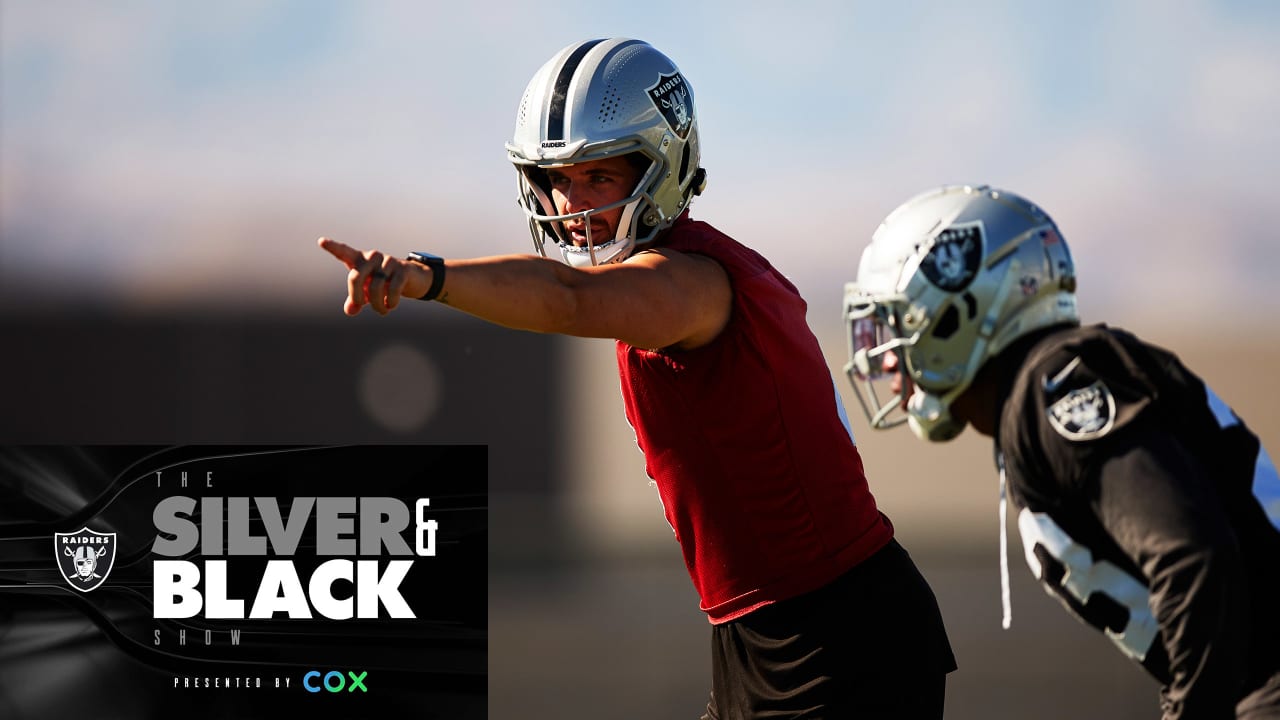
[407,252,446,301]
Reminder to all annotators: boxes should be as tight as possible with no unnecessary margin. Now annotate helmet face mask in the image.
[507,38,707,266]
[843,301,914,431]
[844,185,1080,442]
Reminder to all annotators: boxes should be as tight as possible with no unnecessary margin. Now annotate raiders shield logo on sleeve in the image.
[55,527,117,592]
[1047,381,1116,441]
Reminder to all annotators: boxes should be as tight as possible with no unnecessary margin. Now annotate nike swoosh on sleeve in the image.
[1041,356,1082,393]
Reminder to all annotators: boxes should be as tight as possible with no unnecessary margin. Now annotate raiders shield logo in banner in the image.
[55,527,117,592]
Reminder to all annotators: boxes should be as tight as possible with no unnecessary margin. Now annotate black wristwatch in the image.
[406,251,447,301]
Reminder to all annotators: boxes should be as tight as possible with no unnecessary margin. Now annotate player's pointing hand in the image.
[318,237,431,317]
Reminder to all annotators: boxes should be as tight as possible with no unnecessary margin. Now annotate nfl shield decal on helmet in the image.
[55,527,117,592]
[1047,381,1117,441]
[921,222,984,292]
[646,71,693,138]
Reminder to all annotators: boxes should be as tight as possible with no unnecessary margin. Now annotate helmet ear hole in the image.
[932,305,961,340]
[962,291,978,320]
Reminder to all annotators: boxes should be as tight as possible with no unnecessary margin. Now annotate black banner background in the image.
[0,444,487,719]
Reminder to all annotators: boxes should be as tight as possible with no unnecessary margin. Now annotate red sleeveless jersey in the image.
[616,215,893,623]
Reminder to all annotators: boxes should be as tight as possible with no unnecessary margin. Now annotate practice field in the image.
[489,512,1158,719]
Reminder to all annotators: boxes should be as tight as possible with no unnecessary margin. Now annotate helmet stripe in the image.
[546,38,606,142]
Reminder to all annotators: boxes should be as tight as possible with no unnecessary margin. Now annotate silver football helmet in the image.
[843,185,1079,441]
[506,38,707,266]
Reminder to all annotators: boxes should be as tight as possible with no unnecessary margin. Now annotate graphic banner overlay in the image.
[0,445,487,719]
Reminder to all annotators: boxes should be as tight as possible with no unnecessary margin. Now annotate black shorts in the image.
[702,539,956,720]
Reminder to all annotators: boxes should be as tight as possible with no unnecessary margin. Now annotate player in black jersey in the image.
[842,184,1280,720]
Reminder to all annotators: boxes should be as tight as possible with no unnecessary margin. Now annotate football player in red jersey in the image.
[321,38,954,718]
[843,184,1280,720]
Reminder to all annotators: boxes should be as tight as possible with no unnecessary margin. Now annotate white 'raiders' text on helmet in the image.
[507,38,708,267]
[843,185,1079,441]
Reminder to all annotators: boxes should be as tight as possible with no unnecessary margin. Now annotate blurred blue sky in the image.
[2,1,1278,329]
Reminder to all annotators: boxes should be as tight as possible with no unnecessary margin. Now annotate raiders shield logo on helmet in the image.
[921,222,984,292]
[646,71,693,138]
[55,527,117,592]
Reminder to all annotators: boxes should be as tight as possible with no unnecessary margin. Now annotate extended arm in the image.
[317,238,731,351]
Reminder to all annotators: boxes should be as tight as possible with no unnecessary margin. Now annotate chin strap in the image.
[998,452,1012,630]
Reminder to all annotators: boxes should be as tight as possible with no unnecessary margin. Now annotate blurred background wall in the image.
[4,2,1279,718]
